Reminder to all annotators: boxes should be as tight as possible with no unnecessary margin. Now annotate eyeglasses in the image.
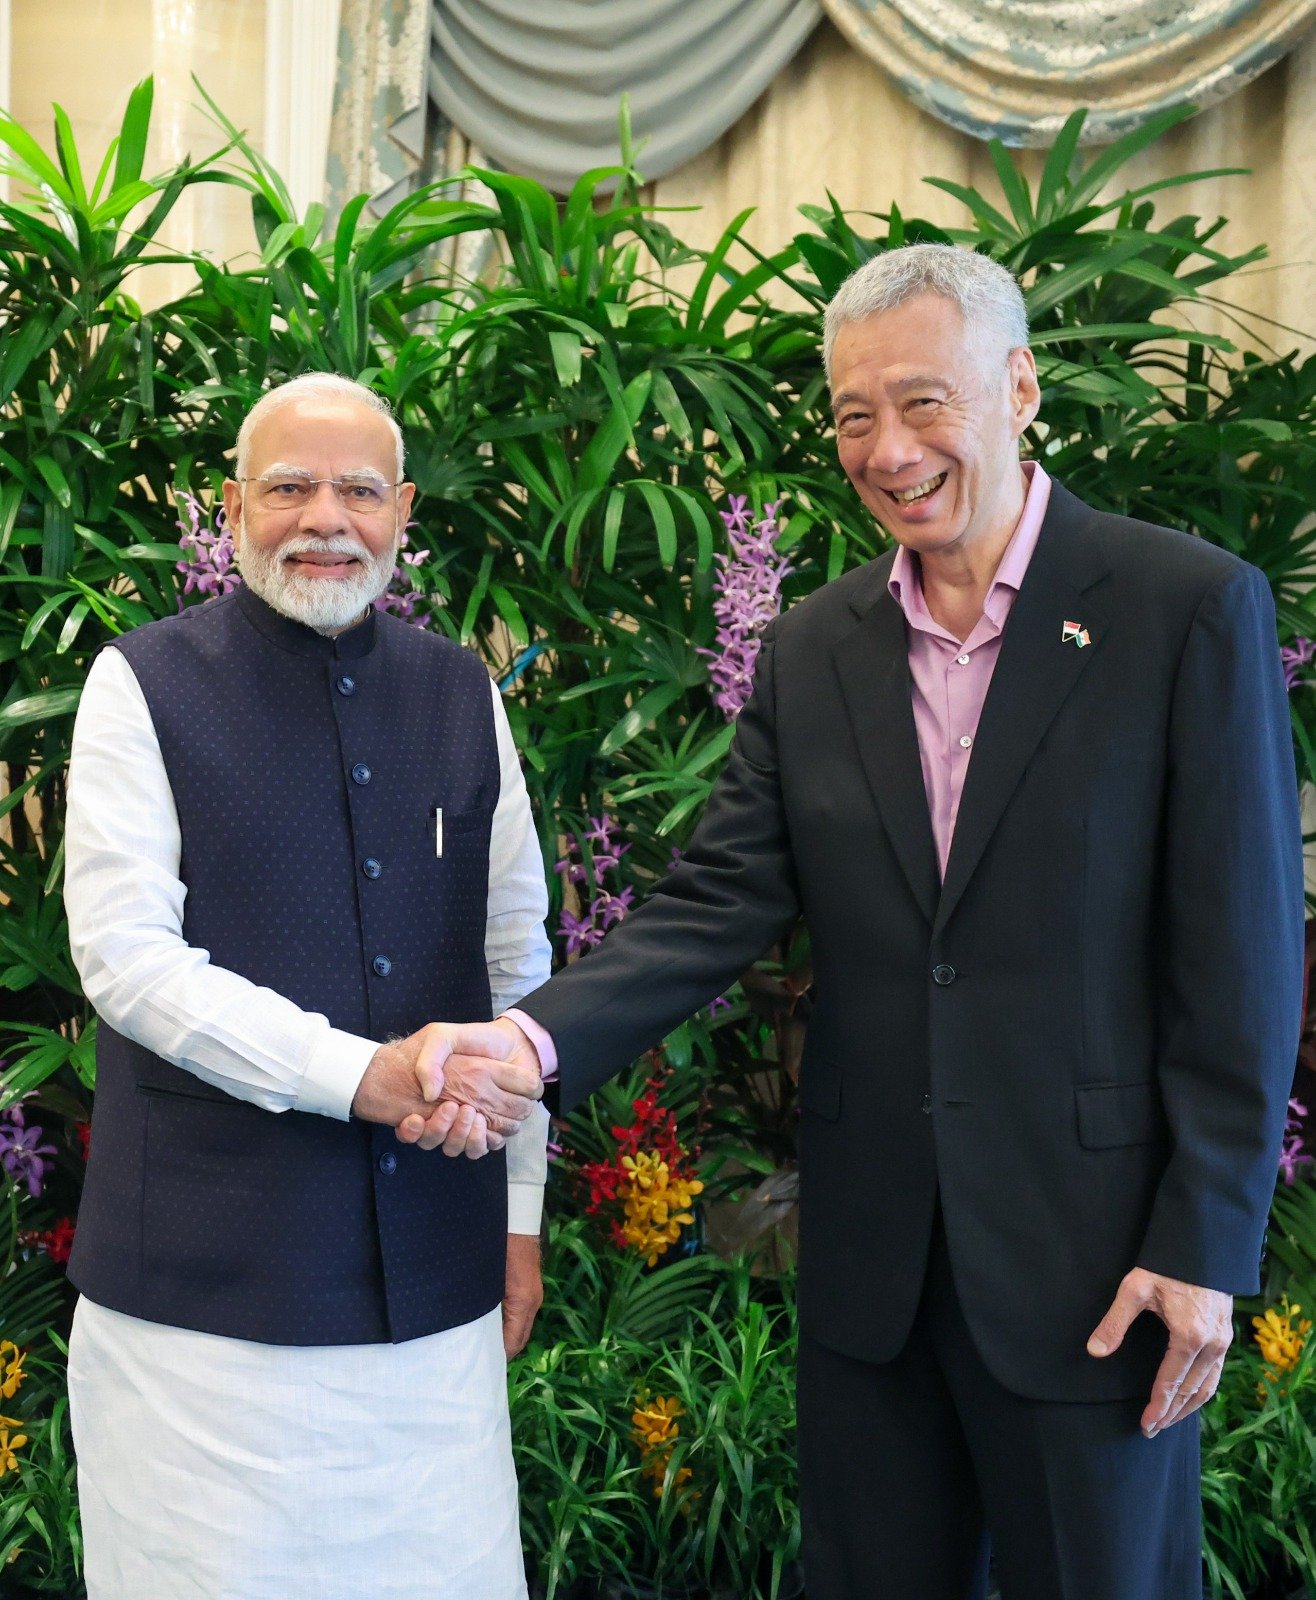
[241,473,400,514]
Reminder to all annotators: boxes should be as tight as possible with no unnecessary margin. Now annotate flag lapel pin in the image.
[1061,619,1092,649]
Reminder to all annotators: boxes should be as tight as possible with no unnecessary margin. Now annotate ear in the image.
[221,479,244,548]
[397,481,417,528]
[1007,347,1042,438]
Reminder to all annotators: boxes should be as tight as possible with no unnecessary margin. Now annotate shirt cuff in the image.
[295,1027,378,1121]
[507,1181,545,1235]
[502,1008,558,1081]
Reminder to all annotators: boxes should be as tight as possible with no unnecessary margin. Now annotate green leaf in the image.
[548,330,583,387]
[599,681,687,757]
[0,683,82,734]
[113,77,154,192]
[601,486,626,572]
[635,480,677,567]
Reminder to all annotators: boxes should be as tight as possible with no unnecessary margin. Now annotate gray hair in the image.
[823,243,1029,382]
[234,373,404,481]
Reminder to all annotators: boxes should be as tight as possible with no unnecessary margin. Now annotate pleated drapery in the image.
[427,0,824,193]
[821,0,1316,145]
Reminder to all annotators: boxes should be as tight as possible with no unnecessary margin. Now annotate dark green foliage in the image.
[0,85,1313,1600]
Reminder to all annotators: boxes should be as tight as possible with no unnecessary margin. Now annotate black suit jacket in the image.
[520,481,1304,1402]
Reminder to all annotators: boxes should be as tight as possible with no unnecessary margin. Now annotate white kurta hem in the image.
[69,1297,529,1600]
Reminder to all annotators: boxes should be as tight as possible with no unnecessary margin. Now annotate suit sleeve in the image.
[516,630,802,1114]
[1136,564,1304,1293]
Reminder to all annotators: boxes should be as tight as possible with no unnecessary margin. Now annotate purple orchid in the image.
[700,496,792,721]
[374,527,431,628]
[555,814,635,954]
[176,494,240,602]
[0,1105,57,1199]
[1281,638,1316,690]
[1280,1097,1310,1185]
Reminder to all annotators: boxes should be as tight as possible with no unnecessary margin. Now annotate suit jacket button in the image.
[921,1094,933,1115]
[351,762,372,785]
[336,675,357,696]
[372,954,392,977]
[362,857,382,879]
[378,1152,398,1175]
[932,963,957,985]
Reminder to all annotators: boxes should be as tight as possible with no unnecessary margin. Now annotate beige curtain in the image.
[653,19,1316,349]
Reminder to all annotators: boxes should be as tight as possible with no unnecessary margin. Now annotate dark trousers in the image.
[797,1220,1202,1600]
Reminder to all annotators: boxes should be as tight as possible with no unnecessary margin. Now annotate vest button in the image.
[932,963,957,986]
[362,857,382,879]
[351,763,372,785]
[378,1152,398,1175]
[337,675,357,696]
[372,954,392,977]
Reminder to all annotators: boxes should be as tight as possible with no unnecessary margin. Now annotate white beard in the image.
[237,520,398,634]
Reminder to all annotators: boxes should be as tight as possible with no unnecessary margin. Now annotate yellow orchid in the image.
[0,1416,28,1475]
[1253,1296,1312,1398]
[631,1392,694,1499]
[617,1151,704,1266]
[0,1342,26,1402]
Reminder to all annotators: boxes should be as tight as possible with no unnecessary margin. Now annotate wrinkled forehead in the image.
[244,398,397,476]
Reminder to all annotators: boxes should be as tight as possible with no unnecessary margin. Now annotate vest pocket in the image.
[1074,1080,1164,1148]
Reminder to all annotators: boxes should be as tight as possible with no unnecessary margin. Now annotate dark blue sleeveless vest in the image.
[70,586,508,1346]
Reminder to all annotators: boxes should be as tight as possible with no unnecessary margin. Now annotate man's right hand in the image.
[351,1022,541,1159]
[395,1017,543,1154]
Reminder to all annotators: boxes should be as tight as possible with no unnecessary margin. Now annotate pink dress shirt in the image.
[511,460,1053,1077]
[888,460,1051,878]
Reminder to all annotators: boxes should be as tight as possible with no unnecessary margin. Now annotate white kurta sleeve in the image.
[484,678,552,1235]
[64,647,377,1120]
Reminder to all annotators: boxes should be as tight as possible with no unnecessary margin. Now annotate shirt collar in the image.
[888,460,1051,634]
[236,582,379,660]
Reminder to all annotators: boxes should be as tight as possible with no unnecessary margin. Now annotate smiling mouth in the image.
[285,552,361,573]
[885,472,947,505]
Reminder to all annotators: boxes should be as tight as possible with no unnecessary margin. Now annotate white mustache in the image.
[278,537,372,561]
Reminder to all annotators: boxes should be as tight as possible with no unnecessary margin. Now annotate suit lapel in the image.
[833,561,941,926]
[934,483,1108,936]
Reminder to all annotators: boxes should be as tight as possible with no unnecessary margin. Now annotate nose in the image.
[864,414,923,479]
[296,479,352,534]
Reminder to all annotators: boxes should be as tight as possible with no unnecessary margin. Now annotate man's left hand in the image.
[503,1234,543,1358]
[1087,1267,1233,1436]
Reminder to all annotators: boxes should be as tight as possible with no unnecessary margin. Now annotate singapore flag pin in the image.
[1061,619,1092,649]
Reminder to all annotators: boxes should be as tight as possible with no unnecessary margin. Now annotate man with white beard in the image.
[62,373,551,1600]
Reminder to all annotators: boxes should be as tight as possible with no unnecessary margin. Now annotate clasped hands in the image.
[352,1017,541,1159]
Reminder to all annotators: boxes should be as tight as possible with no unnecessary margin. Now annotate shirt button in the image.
[362,857,382,879]
[336,675,356,696]
[932,964,957,986]
[351,763,372,785]
[378,1152,398,1176]
[956,654,970,667]
[372,954,392,977]
[959,735,973,749]
[921,1094,933,1115]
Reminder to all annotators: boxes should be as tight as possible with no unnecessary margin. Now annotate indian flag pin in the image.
[1061,620,1091,648]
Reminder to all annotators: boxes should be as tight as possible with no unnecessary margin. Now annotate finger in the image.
[462,1114,492,1160]
[1087,1276,1152,1358]
[417,1100,461,1153]
[1141,1339,1200,1437]
[395,1114,427,1145]
[414,1026,455,1103]
[442,1103,478,1158]
[1161,1344,1228,1429]
[486,1130,507,1153]
[489,1058,544,1099]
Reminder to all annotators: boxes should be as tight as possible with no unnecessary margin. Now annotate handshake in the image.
[351,1017,542,1159]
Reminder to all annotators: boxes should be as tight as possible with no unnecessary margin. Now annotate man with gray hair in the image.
[62,372,550,1598]
[429,244,1303,1596]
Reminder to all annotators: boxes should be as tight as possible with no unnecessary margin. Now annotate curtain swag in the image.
[427,0,824,194]
[820,0,1316,145]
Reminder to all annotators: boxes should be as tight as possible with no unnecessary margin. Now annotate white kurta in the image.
[63,643,552,1600]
